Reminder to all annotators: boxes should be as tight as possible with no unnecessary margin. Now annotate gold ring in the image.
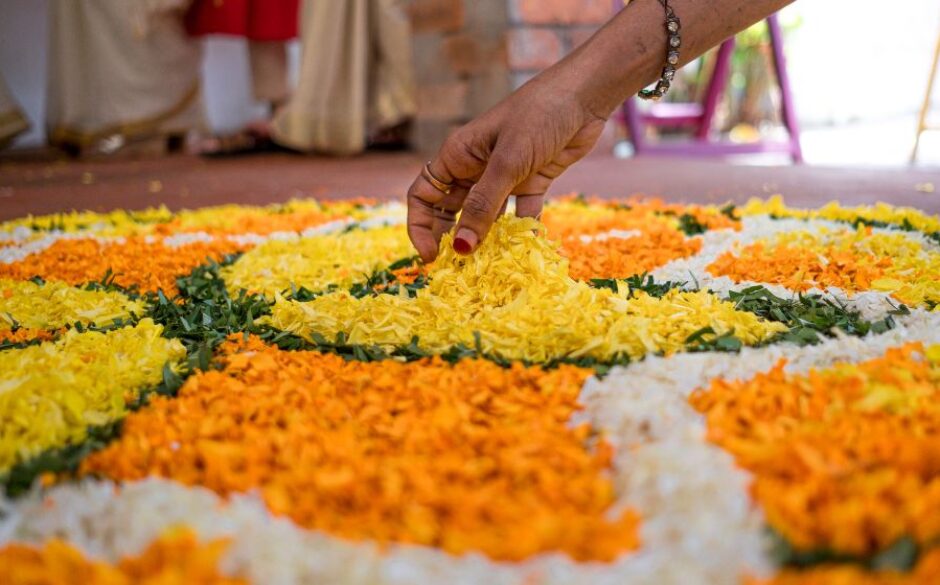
[421,162,453,195]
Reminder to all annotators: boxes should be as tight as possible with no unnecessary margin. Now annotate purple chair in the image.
[615,12,803,163]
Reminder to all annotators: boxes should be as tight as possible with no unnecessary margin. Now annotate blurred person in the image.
[270,0,417,155]
[47,0,202,156]
[185,0,300,155]
[207,0,416,156]
[407,0,796,262]
[0,75,29,150]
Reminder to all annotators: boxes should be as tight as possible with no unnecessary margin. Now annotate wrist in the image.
[562,0,667,119]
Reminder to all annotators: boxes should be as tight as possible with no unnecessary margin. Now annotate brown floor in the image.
[1,149,939,221]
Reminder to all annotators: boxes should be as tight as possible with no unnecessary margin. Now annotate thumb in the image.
[453,150,524,255]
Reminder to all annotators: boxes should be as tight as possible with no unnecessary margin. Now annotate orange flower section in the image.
[707,241,889,292]
[689,344,940,556]
[0,238,245,296]
[561,225,702,280]
[82,338,640,562]
[0,328,57,344]
[757,549,940,585]
[0,530,242,585]
[542,196,738,241]
[152,200,372,237]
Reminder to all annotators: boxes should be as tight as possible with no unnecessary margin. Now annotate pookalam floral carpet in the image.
[0,194,939,584]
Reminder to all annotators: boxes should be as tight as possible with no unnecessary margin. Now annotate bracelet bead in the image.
[638,0,682,101]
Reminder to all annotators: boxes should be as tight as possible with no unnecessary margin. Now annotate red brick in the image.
[509,0,611,25]
[507,28,563,71]
[443,34,507,75]
[416,81,469,120]
[409,0,464,34]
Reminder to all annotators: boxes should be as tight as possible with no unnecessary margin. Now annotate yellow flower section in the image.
[709,227,940,307]
[264,216,785,362]
[690,343,940,556]
[222,225,414,297]
[0,279,145,331]
[0,319,185,473]
[740,195,940,236]
[0,200,378,239]
[0,529,242,585]
[0,207,173,237]
[153,198,374,236]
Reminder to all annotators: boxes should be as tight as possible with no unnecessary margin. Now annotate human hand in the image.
[406,74,607,263]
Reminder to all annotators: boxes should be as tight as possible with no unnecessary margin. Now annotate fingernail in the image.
[453,228,477,255]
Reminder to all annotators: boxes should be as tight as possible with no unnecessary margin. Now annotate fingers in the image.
[407,129,489,262]
[431,186,467,244]
[453,151,521,255]
[407,191,442,264]
[514,194,544,219]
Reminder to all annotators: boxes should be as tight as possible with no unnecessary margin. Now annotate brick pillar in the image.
[506,0,611,88]
[409,0,511,154]
[409,0,613,154]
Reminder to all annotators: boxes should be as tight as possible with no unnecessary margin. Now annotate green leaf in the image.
[871,536,918,572]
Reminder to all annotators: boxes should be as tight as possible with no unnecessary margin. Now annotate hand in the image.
[406,74,607,263]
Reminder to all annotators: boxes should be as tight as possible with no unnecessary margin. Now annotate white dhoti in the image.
[270,0,417,155]
[0,75,29,148]
[46,0,204,148]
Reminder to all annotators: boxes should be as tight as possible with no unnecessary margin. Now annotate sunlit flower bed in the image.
[1,195,940,584]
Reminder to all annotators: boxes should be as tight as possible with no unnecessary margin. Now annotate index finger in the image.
[407,176,443,264]
[406,162,467,263]
[406,130,487,261]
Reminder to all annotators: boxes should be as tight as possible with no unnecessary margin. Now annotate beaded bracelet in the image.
[638,0,682,101]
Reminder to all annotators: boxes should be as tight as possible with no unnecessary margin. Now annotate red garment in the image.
[185,0,300,41]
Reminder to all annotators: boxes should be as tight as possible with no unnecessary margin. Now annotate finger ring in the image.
[421,162,453,195]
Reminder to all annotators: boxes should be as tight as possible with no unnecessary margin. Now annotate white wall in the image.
[779,2,939,127]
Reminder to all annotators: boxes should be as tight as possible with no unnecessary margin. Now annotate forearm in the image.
[551,0,796,119]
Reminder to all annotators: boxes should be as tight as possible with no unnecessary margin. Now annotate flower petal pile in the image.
[0,237,245,295]
[265,216,785,362]
[0,278,144,331]
[221,224,413,297]
[81,337,639,562]
[0,319,185,472]
[0,195,938,583]
[0,529,241,585]
[689,343,940,556]
[708,227,940,307]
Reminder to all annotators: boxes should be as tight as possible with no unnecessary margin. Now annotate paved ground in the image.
[1,149,938,221]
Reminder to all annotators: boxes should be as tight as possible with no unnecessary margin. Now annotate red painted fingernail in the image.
[453,228,477,255]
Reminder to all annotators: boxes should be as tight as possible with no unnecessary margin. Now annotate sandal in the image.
[198,129,286,158]
[367,119,413,152]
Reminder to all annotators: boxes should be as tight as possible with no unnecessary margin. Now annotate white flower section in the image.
[574,308,940,584]
[0,226,36,245]
[357,202,407,229]
[160,231,216,248]
[0,232,122,264]
[299,218,356,237]
[1,476,734,585]
[577,229,642,244]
